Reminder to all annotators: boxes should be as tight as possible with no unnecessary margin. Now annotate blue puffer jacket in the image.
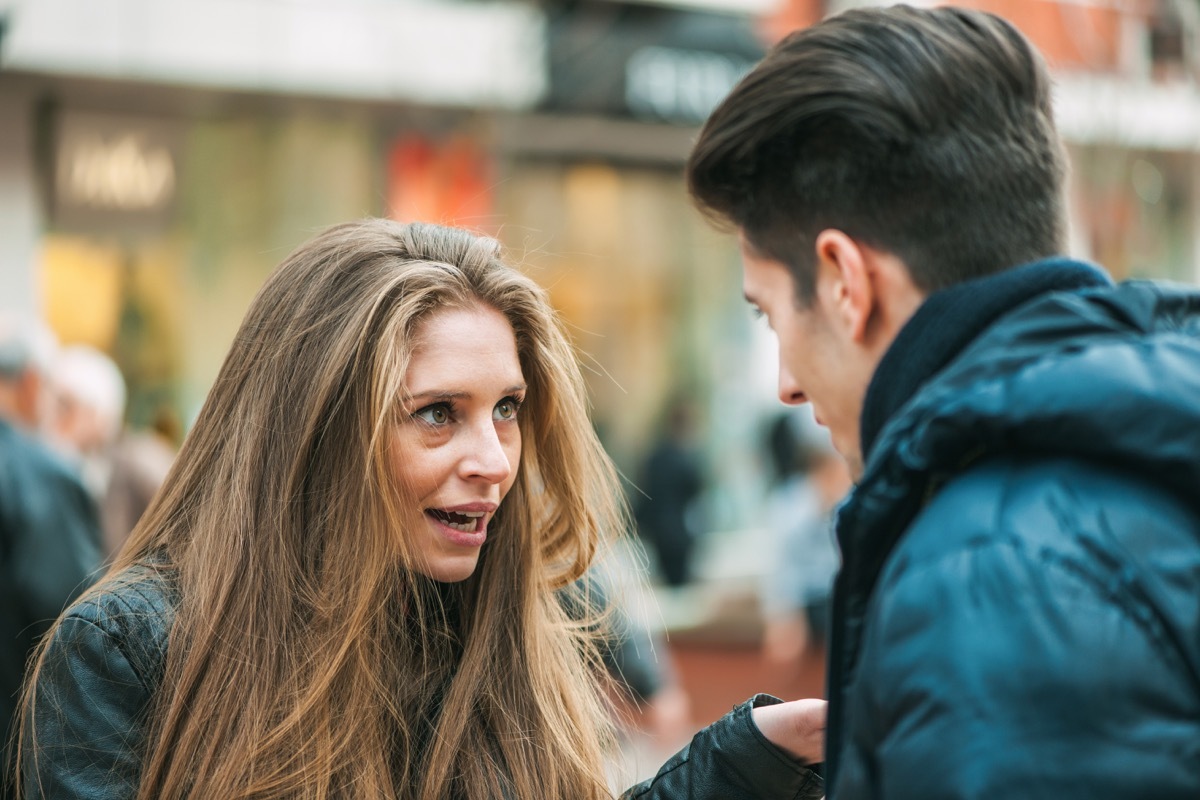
[826,276,1200,798]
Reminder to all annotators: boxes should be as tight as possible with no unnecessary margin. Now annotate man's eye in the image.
[414,404,451,425]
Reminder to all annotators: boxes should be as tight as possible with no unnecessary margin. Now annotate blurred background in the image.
[1,0,1197,786]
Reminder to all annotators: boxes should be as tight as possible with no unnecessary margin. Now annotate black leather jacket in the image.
[621,697,825,799]
[23,565,823,799]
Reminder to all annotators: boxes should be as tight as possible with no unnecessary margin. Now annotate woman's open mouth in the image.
[426,508,485,534]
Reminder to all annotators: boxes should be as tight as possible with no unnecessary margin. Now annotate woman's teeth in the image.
[429,509,484,532]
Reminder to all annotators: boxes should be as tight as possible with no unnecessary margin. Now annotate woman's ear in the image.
[813,229,875,343]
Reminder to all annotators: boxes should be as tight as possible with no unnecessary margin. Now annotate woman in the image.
[18,219,824,799]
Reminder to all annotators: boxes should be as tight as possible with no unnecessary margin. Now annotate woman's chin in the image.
[417,555,482,584]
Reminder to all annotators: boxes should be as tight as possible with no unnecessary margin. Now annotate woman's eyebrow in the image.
[407,384,526,403]
[408,390,469,402]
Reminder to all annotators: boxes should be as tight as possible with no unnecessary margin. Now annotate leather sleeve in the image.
[22,616,150,799]
[621,694,825,800]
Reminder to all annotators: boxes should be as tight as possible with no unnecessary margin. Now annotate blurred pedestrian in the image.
[99,411,177,558]
[633,397,705,587]
[0,316,101,800]
[46,345,126,500]
[759,409,849,668]
[48,347,177,561]
[47,346,177,558]
[18,220,825,800]
[687,5,1200,798]
[583,549,692,749]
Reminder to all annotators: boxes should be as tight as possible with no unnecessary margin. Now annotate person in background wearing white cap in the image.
[46,345,176,557]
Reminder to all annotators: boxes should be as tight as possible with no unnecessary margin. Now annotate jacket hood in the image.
[838,279,1200,591]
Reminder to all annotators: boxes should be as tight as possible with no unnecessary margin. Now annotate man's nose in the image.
[778,363,806,406]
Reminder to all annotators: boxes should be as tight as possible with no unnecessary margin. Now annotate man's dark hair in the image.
[686,4,1067,304]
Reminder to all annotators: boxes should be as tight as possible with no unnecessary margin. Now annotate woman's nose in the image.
[461,423,514,484]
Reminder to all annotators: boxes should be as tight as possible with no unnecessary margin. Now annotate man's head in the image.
[0,313,59,431]
[686,5,1067,473]
[49,345,127,457]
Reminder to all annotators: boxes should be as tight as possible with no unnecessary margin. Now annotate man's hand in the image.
[751,698,827,765]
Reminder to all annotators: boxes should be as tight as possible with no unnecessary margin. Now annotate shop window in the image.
[40,234,184,432]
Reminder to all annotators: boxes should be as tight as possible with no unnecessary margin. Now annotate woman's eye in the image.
[493,397,521,421]
[414,404,451,425]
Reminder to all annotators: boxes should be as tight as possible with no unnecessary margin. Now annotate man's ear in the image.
[813,229,875,343]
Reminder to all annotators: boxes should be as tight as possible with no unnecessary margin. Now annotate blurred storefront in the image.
[27,96,464,431]
[0,0,541,431]
[493,0,775,534]
[6,83,502,432]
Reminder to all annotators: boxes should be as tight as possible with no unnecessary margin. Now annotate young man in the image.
[687,5,1200,798]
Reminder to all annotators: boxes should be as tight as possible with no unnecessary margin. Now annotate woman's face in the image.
[390,302,525,582]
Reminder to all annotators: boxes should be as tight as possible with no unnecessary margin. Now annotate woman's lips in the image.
[425,508,487,547]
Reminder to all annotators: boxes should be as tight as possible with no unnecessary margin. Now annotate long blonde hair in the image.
[21,220,626,799]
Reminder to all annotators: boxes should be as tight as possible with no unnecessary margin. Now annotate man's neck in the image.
[859,257,1112,465]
